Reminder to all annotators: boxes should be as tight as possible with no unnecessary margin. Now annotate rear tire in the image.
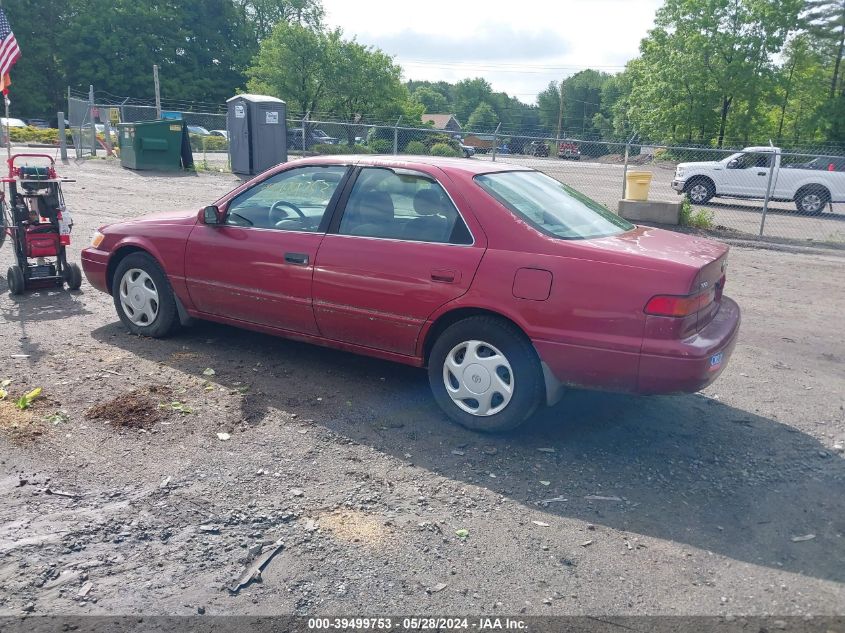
[685,177,715,204]
[7,265,24,295]
[794,186,829,215]
[427,316,544,432]
[64,262,82,290]
[112,252,179,338]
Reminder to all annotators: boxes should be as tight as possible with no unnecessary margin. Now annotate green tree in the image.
[466,102,498,132]
[326,39,406,144]
[235,0,324,40]
[5,1,67,116]
[453,78,493,125]
[247,21,336,117]
[413,87,449,113]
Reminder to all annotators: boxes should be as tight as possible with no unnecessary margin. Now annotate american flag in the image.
[0,8,21,94]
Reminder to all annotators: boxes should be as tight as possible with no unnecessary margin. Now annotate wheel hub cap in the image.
[462,363,491,395]
[443,340,514,417]
[119,268,159,326]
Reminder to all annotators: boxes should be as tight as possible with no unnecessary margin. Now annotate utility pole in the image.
[153,65,161,119]
[555,81,565,140]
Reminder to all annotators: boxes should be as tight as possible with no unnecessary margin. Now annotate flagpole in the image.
[0,0,10,163]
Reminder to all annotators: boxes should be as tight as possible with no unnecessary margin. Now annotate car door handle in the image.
[431,269,459,283]
[284,252,309,265]
[757,171,767,176]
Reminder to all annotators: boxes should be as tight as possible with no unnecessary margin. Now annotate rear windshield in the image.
[475,170,633,240]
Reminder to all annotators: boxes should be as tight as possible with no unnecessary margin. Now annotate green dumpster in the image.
[117,120,194,171]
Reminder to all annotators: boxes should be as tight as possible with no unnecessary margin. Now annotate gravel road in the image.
[0,159,843,617]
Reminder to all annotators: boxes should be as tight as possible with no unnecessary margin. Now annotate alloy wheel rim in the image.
[443,339,514,417]
[801,194,822,213]
[119,268,159,326]
[689,184,708,202]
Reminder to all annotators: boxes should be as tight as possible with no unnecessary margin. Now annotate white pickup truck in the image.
[671,147,845,215]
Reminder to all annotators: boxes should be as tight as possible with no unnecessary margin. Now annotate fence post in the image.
[301,113,308,154]
[492,123,501,162]
[58,111,68,163]
[88,85,97,157]
[759,143,778,236]
[393,116,402,156]
[153,64,162,119]
[621,131,636,200]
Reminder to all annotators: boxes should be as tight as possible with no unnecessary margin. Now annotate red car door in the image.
[312,166,485,357]
[184,165,350,335]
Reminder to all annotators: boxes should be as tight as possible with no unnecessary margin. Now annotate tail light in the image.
[645,288,716,317]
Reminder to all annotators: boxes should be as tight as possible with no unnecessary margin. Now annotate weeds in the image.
[679,195,715,229]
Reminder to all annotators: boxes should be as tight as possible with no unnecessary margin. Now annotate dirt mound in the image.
[85,385,172,428]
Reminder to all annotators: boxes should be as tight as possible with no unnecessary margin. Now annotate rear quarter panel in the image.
[429,170,697,391]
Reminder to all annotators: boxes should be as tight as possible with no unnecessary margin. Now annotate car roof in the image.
[294,154,528,176]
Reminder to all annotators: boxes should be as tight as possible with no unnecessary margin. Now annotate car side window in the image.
[225,165,347,232]
[734,153,772,169]
[337,167,472,244]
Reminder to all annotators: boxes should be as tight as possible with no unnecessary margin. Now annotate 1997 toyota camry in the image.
[82,156,739,432]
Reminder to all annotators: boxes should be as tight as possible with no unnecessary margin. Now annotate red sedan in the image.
[82,156,740,432]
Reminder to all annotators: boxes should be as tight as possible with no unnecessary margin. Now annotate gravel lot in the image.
[0,159,843,617]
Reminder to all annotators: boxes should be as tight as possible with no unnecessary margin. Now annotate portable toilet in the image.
[227,94,287,175]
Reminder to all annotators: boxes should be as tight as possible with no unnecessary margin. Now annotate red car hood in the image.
[585,225,728,270]
[117,209,198,227]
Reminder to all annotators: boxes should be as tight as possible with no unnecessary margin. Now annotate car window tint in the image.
[337,167,472,244]
[475,170,633,240]
[735,153,772,168]
[225,166,347,231]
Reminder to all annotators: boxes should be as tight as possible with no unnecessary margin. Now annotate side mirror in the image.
[203,205,222,225]
[727,159,739,169]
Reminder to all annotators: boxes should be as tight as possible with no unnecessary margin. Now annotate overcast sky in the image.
[321,0,664,104]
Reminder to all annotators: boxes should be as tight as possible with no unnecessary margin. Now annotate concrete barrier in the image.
[618,199,681,225]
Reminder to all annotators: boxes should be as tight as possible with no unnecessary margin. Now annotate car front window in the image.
[475,170,633,240]
[225,165,348,231]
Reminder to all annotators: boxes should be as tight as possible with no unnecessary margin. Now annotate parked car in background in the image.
[558,141,581,160]
[672,146,845,214]
[496,145,510,154]
[25,118,50,129]
[0,117,27,128]
[525,141,549,157]
[210,130,228,139]
[187,125,211,136]
[288,128,339,149]
[81,156,739,432]
[458,140,475,158]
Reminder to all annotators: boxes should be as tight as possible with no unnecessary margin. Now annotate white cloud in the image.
[321,0,664,102]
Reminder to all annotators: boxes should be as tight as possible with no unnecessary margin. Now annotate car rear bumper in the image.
[80,247,110,294]
[534,296,740,402]
[637,296,740,394]
[671,179,686,192]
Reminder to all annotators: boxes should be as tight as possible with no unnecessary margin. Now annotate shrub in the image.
[404,140,426,155]
[430,142,461,157]
[311,143,371,155]
[8,126,70,144]
[679,195,715,229]
[369,139,392,154]
[189,134,227,152]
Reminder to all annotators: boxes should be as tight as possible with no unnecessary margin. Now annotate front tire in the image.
[428,316,544,432]
[112,252,179,338]
[685,177,715,204]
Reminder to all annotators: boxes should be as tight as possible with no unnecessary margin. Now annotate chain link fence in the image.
[62,90,845,244]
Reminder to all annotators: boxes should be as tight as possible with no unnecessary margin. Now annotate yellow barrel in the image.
[625,171,653,201]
